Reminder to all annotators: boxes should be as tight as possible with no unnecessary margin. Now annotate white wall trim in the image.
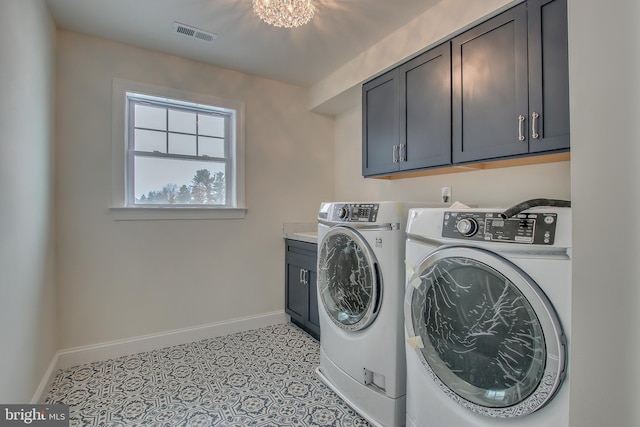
[32,311,288,403]
[31,353,60,404]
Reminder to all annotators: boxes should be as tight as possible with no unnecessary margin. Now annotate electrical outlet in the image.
[441,186,451,203]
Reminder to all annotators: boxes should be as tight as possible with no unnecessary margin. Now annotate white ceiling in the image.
[45,0,443,87]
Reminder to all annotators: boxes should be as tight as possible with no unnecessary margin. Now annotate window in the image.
[111,79,245,220]
[127,93,232,206]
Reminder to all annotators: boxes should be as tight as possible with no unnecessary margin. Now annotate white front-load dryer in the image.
[316,201,444,427]
[404,206,571,427]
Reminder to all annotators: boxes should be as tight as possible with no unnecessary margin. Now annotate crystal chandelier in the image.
[253,0,316,28]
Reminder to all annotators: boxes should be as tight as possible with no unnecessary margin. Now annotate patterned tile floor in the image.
[45,323,370,427]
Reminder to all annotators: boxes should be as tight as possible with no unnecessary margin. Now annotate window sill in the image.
[110,206,247,221]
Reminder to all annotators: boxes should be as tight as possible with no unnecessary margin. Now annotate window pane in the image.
[134,129,166,153]
[168,133,196,156]
[134,156,226,205]
[199,136,225,158]
[199,114,225,137]
[135,104,166,130]
[169,109,196,134]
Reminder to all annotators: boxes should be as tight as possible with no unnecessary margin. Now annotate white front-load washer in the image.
[404,206,571,427]
[316,201,443,427]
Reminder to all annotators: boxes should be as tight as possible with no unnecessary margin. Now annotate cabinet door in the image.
[452,4,529,163]
[401,42,452,170]
[285,261,307,326]
[527,0,570,152]
[285,240,320,340]
[306,268,320,338]
[362,70,400,176]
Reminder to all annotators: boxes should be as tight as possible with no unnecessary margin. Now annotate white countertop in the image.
[283,223,318,244]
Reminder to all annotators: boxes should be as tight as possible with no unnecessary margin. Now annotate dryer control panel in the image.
[442,211,558,244]
[330,203,379,222]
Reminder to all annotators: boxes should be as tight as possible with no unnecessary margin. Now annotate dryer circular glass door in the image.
[405,245,566,418]
[318,226,381,331]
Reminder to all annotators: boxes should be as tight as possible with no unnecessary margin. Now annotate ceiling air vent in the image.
[173,22,217,44]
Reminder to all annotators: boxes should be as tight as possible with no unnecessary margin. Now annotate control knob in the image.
[456,218,478,237]
[337,207,350,220]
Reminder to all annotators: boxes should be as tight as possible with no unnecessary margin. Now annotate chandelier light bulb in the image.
[253,0,316,28]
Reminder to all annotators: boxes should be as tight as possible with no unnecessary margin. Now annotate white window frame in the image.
[111,79,246,220]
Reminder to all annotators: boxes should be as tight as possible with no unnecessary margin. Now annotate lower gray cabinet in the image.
[285,239,320,340]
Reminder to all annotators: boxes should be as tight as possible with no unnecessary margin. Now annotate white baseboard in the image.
[32,311,288,403]
[31,353,60,404]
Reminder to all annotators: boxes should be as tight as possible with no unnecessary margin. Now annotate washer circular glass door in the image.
[405,245,566,418]
[318,226,381,331]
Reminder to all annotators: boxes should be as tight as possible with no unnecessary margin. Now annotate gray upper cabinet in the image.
[362,71,400,176]
[527,0,570,152]
[453,0,569,163]
[362,0,569,177]
[362,43,451,177]
[452,4,529,163]
[401,43,452,170]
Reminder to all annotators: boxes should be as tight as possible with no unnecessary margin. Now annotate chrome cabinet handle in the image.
[531,112,540,139]
[392,145,398,163]
[518,115,526,141]
[399,143,406,162]
[299,269,303,284]
[299,269,308,285]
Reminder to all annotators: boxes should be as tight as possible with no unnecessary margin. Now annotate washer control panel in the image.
[442,211,558,244]
[330,203,379,222]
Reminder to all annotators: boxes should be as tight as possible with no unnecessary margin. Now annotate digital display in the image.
[442,211,557,245]
[332,203,378,222]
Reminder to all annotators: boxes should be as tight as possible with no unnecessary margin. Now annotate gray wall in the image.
[0,0,58,402]
[568,0,640,426]
[54,30,335,349]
